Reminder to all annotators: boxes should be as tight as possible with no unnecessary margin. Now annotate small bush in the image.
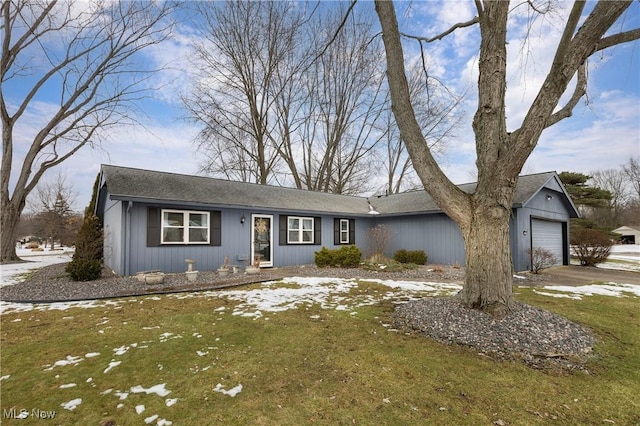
[334,245,362,267]
[314,246,362,268]
[527,247,557,274]
[314,247,333,268]
[66,259,103,281]
[393,249,408,263]
[571,228,613,266]
[393,249,427,265]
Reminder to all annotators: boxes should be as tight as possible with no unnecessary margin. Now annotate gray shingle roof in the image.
[369,172,561,215]
[100,165,568,216]
[101,165,371,215]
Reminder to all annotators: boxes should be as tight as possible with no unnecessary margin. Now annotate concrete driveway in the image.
[540,265,640,286]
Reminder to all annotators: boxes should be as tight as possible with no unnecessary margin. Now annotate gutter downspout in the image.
[124,201,133,276]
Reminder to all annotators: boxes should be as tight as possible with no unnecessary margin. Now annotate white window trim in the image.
[161,209,210,245]
[287,216,314,244]
[339,219,350,244]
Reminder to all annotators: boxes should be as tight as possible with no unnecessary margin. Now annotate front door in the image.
[251,214,273,267]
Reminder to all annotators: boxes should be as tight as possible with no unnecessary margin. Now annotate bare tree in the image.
[375,0,640,317]
[185,0,313,185]
[291,6,388,195]
[30,174,76,250]
[622,157,640,200]
[381,61,463,194]
[590,168,630,226]
[1,0,176,263]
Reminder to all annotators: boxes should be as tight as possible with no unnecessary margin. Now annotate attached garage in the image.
[531,219,565,266]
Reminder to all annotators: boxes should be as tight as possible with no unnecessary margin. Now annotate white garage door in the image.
[531,219,564,265]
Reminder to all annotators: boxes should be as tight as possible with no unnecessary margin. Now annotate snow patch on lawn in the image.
[534,283,640,299]
[60,398,82,410]
[131,383,171,397]
[213,383,243,397]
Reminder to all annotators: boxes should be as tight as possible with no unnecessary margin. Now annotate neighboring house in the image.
[96,165,579,275]
[612,226,640,244]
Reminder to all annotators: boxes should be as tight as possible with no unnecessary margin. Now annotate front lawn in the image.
[1,279,638,425]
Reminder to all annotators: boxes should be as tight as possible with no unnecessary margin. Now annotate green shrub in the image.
[314,246,362,268]
[66,259,103,281]
[334,245,362,267]
[314,247,333,268]
[570,228,613,266]
[393,249,408,263]
[393,249,427,265]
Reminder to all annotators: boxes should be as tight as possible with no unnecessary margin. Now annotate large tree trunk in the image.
[459,197,514,319]
[0,199,22,263]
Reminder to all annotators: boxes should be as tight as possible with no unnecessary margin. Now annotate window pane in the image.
[189,228,208,243]
[302,218,313,230]
[189,213,207,227]
[164,212,183,227]
[288,218,299,230]
[302,230,312,242]
[288,230,299,242]
[340,220,348,231]
[163,227,183,242]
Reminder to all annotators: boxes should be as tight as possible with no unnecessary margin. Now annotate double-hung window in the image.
[161,210,210,244]
[339,219,350,244]
[288,216,314,244]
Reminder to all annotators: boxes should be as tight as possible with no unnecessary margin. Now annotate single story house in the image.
[612,225,640,245]
[96,165,579,275]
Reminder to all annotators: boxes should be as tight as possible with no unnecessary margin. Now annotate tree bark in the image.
[1,199,22,263]
[459,196,514,318]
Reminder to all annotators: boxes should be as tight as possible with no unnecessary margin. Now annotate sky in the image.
[5,1,639,212]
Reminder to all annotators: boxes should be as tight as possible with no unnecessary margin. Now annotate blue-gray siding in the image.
[106,202,372,275]
[510,188,571,271]
[377,214,465,266]
[101,182,573,275]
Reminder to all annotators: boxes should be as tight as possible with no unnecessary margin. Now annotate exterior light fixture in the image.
[523,230,527,236]
[240,215,245,224]
[546,195,553,201]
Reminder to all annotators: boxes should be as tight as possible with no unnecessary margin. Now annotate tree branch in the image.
[546,63,587,128]
[399,17,479,43]
[595,28,640,52]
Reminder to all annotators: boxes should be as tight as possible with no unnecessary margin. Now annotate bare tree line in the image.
[589,157,640,227]
[182,1,461,195]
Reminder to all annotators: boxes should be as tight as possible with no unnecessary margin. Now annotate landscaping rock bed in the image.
[393,297,595,371]
[1,262,471,303]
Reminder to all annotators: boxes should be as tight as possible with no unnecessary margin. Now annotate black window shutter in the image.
[147,207,161,247]
[333,218,340,245]
[210,211,222,246]
[349,219,356,244]
[279,215,288,245]
[314,217,321,245]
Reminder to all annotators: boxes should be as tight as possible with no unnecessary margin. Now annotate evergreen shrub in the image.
[66,175,104,281]
[393,249,427,265]
[314,245,362,268]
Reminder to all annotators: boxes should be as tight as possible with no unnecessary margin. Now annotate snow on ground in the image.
[0,247,73,288]
[595,244,640,271]
[533,283,640,300]
[1,246,638,423]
